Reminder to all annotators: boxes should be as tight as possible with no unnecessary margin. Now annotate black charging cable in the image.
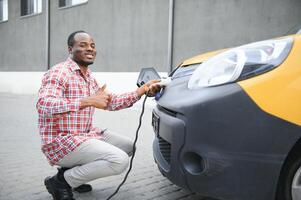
[106,92,149,200]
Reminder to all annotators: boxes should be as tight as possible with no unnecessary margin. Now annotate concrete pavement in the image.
[0,93,214,200]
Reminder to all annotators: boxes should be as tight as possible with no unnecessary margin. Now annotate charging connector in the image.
[156,77,172,87]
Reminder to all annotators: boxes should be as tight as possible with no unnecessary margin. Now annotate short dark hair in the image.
[67,30,87,47]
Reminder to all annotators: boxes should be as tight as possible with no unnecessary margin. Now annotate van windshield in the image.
[286,24,301,35]
[172,64,200,79]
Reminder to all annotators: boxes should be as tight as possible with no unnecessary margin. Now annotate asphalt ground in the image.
[0,93,214,200]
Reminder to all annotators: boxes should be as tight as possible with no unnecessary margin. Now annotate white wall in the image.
[0,72,167,94]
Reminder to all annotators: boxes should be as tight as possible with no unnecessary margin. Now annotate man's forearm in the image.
[79,97,94,109]
[135,80,161,97]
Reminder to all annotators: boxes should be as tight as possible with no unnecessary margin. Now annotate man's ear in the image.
[68,46,72,55]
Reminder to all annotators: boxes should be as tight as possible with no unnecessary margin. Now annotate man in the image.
[36,30,160,200]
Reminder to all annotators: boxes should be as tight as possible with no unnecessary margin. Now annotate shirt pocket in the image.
[64,80,86,99]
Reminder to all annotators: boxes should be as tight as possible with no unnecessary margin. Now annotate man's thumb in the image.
[101,84,107,91]
[97,84,107,94]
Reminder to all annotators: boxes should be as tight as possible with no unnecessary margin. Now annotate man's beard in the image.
[77,60,94,66]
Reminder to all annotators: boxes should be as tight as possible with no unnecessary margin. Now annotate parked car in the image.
[152,33,301,200]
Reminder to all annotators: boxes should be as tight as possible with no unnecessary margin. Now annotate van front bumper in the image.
[152,83,299,200]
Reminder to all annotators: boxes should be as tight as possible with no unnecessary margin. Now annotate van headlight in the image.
[188,37,293,89]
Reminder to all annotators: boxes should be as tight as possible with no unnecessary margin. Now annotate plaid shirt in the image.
[37,58,140,165]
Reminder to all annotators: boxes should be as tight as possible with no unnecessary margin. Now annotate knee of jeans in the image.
[125,142,134,156]
[111,151,129,174]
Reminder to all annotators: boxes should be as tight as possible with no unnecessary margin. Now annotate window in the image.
[0,0,8,22]
[59,0,88,8]
[21,0,42,17]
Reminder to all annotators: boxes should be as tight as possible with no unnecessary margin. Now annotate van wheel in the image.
[277,156,301,200]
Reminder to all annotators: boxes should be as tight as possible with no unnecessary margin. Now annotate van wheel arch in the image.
[276,138,301,200]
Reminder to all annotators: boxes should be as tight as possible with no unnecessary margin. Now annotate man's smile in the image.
[85,53,95,59]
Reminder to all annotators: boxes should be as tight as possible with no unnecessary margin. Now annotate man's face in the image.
[69,33,97,67]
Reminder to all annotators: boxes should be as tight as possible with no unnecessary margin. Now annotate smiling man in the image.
[36,31,160,200]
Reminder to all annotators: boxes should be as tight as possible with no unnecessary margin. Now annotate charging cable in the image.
[106,92,149,200]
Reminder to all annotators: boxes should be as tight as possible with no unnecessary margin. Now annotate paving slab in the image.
[0,93,214,200]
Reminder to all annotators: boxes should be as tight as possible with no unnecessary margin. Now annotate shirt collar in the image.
[66,57,80,71]
[66,57,92,78]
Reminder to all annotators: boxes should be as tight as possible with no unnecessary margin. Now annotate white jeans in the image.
[57,130,133,188]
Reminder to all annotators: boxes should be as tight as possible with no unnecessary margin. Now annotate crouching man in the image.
[36,30,160,200]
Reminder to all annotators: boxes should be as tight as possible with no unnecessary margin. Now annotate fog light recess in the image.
[182,152,205,175]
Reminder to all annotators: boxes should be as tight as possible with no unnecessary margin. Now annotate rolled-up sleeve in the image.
[107,91,140,111]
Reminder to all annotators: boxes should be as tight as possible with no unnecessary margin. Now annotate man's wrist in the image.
[80,97,93,109]
[136,85,148,97]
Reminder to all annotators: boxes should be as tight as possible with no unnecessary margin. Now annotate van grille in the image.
[158,136,171,164]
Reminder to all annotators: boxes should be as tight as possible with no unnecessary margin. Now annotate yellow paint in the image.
[238,35,301,126]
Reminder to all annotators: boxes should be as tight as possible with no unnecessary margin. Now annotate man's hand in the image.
[80,84,111,109]
[136,80,162,97]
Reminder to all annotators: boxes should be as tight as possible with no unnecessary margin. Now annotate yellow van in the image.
[152,34,301,200]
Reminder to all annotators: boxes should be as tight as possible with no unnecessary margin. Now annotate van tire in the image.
[276,156,301,200]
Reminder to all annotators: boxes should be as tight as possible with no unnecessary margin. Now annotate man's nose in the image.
[86,45,93,51]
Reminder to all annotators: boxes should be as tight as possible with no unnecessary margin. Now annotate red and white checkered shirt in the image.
[37,58,140,165]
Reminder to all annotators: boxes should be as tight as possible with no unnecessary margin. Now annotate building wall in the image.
[172,0,301,67]
[0,0,301,72]
[49,0,169,72]
[0,0,46,71]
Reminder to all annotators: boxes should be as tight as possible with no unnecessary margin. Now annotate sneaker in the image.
[44,175,74,200]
